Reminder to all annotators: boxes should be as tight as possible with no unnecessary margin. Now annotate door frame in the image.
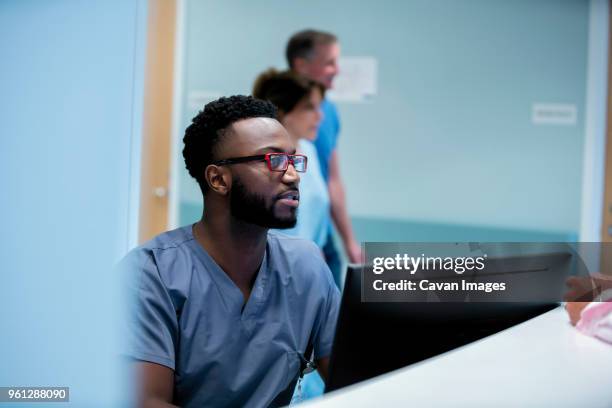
[580,0,610,242]
[138,0,177,243]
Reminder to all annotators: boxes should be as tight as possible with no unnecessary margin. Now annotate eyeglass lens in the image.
[269,154,306,172]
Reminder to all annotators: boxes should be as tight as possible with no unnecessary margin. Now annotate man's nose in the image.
[282,161,300,185]
[332,62,339,76]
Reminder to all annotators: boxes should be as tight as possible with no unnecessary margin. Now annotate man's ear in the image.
[293,57,308,75]
[204,164,231,195]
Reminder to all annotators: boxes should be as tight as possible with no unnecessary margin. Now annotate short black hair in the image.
[252,68,325,114]
[182,95,277,192]
[286,29,337,69]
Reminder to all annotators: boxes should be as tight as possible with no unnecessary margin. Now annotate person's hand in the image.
[564,273,612,326]
[345,240,363,264]
[565,275,599,302]
[564,276,597,327]
[564,273,612,302]
[565,302,589,326]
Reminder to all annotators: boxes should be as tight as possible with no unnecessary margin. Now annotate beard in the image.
[230,177,297,229]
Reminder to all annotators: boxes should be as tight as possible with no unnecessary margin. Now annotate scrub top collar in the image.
[185,224,270,323]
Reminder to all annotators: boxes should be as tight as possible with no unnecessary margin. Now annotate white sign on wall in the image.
[327,56,378,103]
[532,103,577,125]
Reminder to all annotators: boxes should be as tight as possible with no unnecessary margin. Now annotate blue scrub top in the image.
[314,98,340,181]
[121,225,340,408]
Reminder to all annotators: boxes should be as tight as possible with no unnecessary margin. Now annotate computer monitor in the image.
[325,251,574,392]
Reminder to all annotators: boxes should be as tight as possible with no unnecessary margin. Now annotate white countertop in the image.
[306,307,612,407]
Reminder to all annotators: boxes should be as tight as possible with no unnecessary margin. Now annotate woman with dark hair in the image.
[253,69,329,401]
[253,69,329,249]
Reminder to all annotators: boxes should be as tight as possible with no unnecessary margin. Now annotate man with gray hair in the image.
[287,29,362,282]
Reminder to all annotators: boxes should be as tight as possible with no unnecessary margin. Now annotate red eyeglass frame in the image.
[212,152,308,172]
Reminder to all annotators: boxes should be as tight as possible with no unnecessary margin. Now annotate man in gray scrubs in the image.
[121,95,340,407]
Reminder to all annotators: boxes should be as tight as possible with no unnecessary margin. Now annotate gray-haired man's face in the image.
[295,42,340,89]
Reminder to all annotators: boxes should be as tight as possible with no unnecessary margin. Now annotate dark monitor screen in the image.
[325,255,568,392]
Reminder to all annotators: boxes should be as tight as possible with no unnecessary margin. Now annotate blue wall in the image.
[176,0,588,241]
[0,1,146,405]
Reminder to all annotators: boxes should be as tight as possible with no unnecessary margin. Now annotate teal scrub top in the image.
[276,139,330,248]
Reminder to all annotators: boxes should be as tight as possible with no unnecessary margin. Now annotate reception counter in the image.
[308,307,612,407]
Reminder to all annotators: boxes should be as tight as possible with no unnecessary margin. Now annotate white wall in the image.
[176,0,600,236]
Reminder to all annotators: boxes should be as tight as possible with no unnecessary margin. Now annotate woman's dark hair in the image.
[252,68,324,115]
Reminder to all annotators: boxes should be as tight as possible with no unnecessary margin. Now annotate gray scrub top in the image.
[121,225,340,407]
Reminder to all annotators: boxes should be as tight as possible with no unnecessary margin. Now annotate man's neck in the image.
[194,215,267,302]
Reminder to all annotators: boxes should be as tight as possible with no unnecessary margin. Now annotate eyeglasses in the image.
[212,153,307,173]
